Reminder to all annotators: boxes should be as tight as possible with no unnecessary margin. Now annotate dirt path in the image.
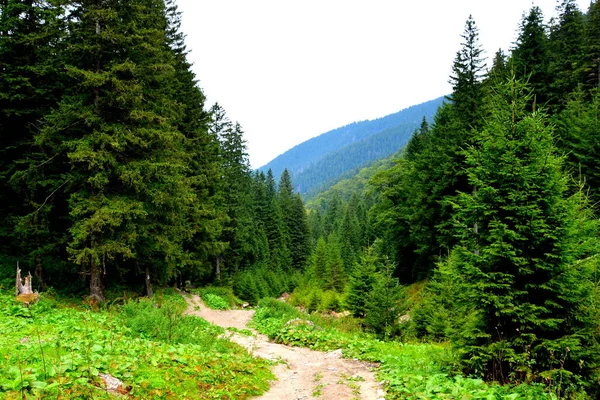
[184,295,385,400]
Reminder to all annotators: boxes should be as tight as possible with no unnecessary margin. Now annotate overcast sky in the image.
[176,0,590,168]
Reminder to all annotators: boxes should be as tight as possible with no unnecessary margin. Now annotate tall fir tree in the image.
[30,0,205,301]
[511,6,550,109]
[547,0,586,111]
[445,77,595,387]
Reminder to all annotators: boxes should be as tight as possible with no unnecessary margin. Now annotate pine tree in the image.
[32,0,199,301]
[511,6,550,109]
[364,258,401,338]
[583,0,600,90]
[547,0,586,110]
[346,247,378,318]
[309,236,328,285]
[447,77,593,386]
[324,234,344,292]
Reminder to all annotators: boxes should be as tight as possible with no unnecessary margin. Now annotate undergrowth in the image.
[0,288,273,399]
[191,286,240,310]
[252,298,580,399]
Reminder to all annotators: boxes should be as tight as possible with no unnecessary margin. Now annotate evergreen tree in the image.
[448,15,486,133]
[404,116,429,161]
[547,0,586,110]
[339,198,361,271]
[346,246,378,318]
[364,258,401,338]
[307,208,323,248]
[309,236,328,285]
[324,234,344,292]
[511,6,550,109]
[583,0,600,90]
[322,190,342,236]
[447,77,594,387]
[0,0,66,280]
[32,0,200,301]
[555,89,600,209]
[288,194,311,269]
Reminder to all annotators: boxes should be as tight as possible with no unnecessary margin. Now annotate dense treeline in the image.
[0,0,310,302]
[298,2,600,395]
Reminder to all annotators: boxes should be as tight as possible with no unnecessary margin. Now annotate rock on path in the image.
[183,295,385,400]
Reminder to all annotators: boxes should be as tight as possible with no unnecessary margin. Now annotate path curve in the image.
[184,295,385,400]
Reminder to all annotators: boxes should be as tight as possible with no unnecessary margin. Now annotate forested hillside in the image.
[3,0,600,398]
[259,96,443,197]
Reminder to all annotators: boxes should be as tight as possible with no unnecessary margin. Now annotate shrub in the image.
[202,293,229,310]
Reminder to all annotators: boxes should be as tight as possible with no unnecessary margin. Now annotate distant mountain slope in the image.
[259,96,445,197]
[306,152,399,209]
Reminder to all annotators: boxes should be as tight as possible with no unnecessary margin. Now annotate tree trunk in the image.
[215,256,221,284]
[89,256,104,303]
[145,266,153,298]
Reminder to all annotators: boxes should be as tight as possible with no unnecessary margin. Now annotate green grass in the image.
[0,288,273,399]
[251,298,566,399]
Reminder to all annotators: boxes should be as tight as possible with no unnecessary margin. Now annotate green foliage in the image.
[0,289,273,399]
[233,264,301,305]
[119,292,224,344]
[201,293,229,310]
[288,285,343,313]
[346,247,378,318]
[252,296,568,399]
[193,286,241,309]
[364,260,402,338]
[441,77,598,393]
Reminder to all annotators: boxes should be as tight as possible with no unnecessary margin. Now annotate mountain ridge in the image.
[259,96,445,197]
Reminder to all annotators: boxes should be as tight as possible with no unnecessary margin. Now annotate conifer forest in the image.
[2,0,600,398]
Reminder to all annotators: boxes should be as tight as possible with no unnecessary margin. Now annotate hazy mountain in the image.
[259,96,445,198]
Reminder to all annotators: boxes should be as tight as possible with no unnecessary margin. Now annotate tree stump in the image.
[15,264,40,306]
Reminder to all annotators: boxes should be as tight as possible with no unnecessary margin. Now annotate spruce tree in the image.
[33,0,199,301]
[365,258,401,338]
[555,89,600,210]
[547,0,586,110]
[324,234,344,292]
[448,15,486,133]
[346,247,378,318]
[309,236,328,285]
[288,194,311,269]
[583,0,600,90]
[447,77,593,387]
[511,6,550,109]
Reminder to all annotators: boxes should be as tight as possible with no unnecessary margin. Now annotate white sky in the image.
[176,0,590,169]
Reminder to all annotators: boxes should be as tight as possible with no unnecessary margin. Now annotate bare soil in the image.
[184,295,385,400]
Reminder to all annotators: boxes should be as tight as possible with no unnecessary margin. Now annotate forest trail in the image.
[183,294,385,400]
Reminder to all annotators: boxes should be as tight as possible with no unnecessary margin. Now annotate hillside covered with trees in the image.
[2,0,600,398]
[259,96,444,198]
